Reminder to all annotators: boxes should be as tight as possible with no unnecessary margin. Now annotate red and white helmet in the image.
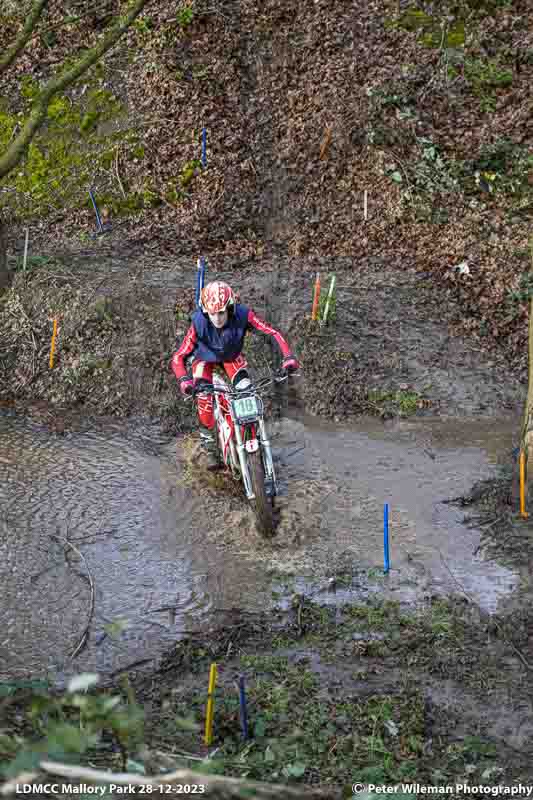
[200,281,235,314]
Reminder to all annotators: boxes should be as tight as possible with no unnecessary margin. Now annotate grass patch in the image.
[344,600,402,630]
[3,597,530,791]
[168,660,426,787]
[388,7,466,49]
[458,139,533,206]
[10,254,53,273]
[140,597,521,790]
[177,5,195,30]
[367,388,422,416]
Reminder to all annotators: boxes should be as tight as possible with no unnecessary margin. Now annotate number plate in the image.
[232,394,260,421]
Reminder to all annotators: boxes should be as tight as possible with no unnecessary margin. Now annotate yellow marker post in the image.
[311,272,321,321]
[520,451,529,519]
[49,317,58,369]
[204,662,217,746]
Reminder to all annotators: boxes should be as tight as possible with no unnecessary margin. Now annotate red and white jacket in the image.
[171,305,292,380]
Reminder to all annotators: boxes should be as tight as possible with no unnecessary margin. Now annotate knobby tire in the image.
[247,450,275,536]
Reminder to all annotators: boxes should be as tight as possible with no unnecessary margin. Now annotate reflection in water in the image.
[0,410,519,682]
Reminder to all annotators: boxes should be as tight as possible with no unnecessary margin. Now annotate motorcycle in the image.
[189,371,290,536]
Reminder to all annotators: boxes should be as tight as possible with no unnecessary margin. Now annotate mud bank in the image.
[131,592,533,790]
[0,254,524,428]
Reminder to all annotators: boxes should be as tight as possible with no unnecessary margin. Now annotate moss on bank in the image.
[0,69,203,224]
[0,74,124,217]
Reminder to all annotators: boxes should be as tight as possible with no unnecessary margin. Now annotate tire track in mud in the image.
[245,263,332,550]
[237,0,295,249]
[213,28,320,561]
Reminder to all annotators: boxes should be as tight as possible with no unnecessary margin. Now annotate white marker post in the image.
[23,228,29,272]
[322,274,336,325]
[364,190,368,221]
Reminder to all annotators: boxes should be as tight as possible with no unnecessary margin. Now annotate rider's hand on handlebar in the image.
[179,376,195,397]
[282,355,301,374]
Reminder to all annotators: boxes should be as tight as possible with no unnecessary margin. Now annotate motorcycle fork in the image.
[239,417,277,498]
[257,416,276,488]
[233,422,255,499]
[215,395,277,499]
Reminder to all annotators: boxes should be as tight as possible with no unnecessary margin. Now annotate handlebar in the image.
[184,369,299,401]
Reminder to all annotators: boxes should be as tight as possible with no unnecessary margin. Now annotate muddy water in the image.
[0,410,518,683]
[0,414,210,683]
[270,413,518,606]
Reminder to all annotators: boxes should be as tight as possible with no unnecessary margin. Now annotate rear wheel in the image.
[248,450,275,536]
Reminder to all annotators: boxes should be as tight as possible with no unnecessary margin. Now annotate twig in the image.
[114,146,127,200]
[208,189,224,212]
[389,151,413,200]
[109,658,154,677]
[156,748,205,763]
[319,126,332,160]
[479,514,506,530]
[438,21,447,52]
[50,534,94,660]
[285,445,305,459]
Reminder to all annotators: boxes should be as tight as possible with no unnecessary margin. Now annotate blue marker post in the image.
[196,257,206,307]
[384,503,390,574]
[195,258,202,307]
[201,128,207,169]
[88,188,104,234]
[238,675,249,740]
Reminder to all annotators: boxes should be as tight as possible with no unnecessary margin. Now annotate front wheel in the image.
[247,450,275,536]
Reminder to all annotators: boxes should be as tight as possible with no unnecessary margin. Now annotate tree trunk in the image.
[0,0,149,181]
[520,248,533,502]
[0,215,11,290]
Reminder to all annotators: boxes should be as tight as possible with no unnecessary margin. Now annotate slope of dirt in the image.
[2,0,532,375]
[0,253,523,423]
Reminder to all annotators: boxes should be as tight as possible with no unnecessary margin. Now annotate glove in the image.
[282,355,301,373]
[179,376,195,397]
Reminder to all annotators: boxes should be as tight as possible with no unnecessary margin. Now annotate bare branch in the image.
[0,0,50,75]
[38,0,123,35]
[50,534,95,660]
[33,761,339,799]
[0,0,150,181]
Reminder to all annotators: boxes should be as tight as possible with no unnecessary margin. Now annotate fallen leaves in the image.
[0,0,531,378]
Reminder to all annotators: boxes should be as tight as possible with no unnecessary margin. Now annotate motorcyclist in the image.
[171,280,301,469]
